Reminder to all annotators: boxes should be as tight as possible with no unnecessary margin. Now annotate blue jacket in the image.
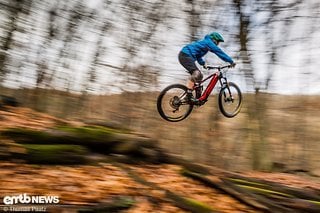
[181,35,234,65]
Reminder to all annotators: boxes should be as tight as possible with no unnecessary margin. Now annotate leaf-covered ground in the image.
[0,106,319,212]
[0,162,258,212]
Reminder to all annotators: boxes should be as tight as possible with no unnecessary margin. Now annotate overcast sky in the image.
[1,0,320,95]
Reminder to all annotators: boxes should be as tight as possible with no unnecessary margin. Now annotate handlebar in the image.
[205,64,233,70]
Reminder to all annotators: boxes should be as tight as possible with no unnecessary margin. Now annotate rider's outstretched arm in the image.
[206,40,234,64]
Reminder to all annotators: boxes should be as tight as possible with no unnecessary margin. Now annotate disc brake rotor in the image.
[170,96,181,110]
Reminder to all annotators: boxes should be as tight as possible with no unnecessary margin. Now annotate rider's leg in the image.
[179,69,203,104]
[178,51,203,103]
[186,70,203,103]
[178,51,203,91]
[186,79,194,90]
[187,69,203,90]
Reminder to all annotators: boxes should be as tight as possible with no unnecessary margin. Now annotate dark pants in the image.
[178,51,198,74]
[178,51,203,83]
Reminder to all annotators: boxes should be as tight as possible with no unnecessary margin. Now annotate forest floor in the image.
[0,106,319,213]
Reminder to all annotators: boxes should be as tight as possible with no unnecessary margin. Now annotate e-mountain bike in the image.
[157,65,242,122]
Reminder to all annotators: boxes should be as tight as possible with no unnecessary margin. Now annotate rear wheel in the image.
[157,84,194,122]
[218,82,242,118]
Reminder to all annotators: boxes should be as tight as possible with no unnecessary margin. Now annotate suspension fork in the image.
[219,74,234,101]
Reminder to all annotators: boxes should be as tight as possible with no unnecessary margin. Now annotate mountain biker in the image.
[178,32,236,103]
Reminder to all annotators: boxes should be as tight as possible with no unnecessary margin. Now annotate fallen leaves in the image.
[0,163,139,205]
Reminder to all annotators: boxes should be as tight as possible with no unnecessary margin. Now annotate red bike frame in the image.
[198,72,220,102]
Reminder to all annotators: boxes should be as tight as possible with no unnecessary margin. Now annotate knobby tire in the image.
[218,82,242,118]
[157,84,194,122]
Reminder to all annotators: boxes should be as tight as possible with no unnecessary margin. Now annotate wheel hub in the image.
[170,96,181,110]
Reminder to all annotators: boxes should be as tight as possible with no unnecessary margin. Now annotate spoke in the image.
[218,83,242,118]
[157,85,193,122]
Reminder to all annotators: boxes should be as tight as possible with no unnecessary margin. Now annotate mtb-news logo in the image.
[3,193,59,205]
[2,194,59,212]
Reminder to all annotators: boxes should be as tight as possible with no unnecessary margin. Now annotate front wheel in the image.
[218,82,242,118]
[157,84,194,122]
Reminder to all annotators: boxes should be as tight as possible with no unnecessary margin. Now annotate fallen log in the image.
[2,127,116,150]
[0,95,18,107]
[116,163,217,213]
[162,153,211,175]
[78,196,135,213]
[17,144,89,164]
[274,197,320,213]
[226,174,320,202]
[222,178,291,213]
[1,126,157,156]
[181,169,269,212]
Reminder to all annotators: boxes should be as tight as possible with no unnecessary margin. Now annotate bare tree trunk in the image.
[234,0,272,171]
[0,0,26,86]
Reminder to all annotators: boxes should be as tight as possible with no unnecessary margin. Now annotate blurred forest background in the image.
[0,0,319,174]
